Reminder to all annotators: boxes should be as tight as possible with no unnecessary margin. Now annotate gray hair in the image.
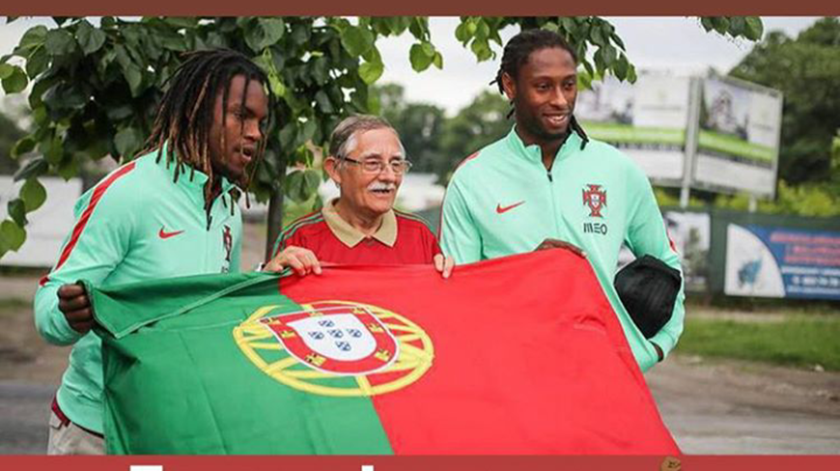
[328,115,404,161]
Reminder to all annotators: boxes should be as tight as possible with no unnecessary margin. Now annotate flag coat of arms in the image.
[89,250,679,454]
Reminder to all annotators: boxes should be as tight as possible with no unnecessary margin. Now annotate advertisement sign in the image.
[0,176,83,268]
[724,223,840,300]
[576,74,692,185]
[664,211,710,292]
[694,75,783,197]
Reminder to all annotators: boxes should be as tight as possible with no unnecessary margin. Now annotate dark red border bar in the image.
[1,2,839,15]
[1,456,840,471]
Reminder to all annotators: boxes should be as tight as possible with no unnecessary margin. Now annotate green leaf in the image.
[245,18,286,52]
[159,32,188,52]
[291,23,310,46]
[41,136,63,165]
[700,17,715,32]
[591,25,606,47]
[358,59,384,84]
[409,43,433,72]
[0,220,27,252]
[6,17,19,24]
[15,26,48,55]
[44,29,77,56]
[711,17,730,35]
[257,18,285,49]
[455,21,470,43]
[744,17,764,41]
[279,123,297,151]
[285,169,322,203]
[115,45,142,96]
[297,120,317,147]
[1,66,27,94]
[0,63,12,79]
[114,126,144,159]
[627,64,638,83]
[268,73,285,97]
[76,21,107,55]
[433,51,443,69]
[25,45,48,77]
[57,158,79,180]
[314,90,334,114]
[7,199,27,226]
[602,44,616,67]
[311,57,329,85]
[729,17,746,37]
[11,136,36,158]
[610,32,625,50]
[470,39,492,62]
[614,54,629,81]
[20,179,46,213]
[164,17,199,29]
[13,158,48,182]
[341,25,374,58]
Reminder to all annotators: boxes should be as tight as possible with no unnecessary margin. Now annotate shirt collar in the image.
[153,143,239,197]
[505,124,583,164]
[322,198,397,248]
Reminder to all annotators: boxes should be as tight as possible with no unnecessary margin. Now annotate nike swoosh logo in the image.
[496,201,525,214]
[159,228,185,239]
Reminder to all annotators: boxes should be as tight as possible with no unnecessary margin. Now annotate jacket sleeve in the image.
[33,181,134,346]
[624,172,685,360]
[440,177,483,264]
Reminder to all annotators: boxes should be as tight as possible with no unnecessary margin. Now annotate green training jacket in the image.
[440,127,684,372]
[34,149,243,434]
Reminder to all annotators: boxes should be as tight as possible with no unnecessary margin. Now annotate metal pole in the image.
[748,194,758,213]
[680,76,703,209]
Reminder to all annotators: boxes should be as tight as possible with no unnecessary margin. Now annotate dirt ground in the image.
[1,223,839,454]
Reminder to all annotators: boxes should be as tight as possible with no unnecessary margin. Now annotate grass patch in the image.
[676,315,840,371]
[0,299,30,311]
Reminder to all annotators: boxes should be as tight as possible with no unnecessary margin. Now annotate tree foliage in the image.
[729,17,840,185]
[0,110,26,174]
[0,15,762,258]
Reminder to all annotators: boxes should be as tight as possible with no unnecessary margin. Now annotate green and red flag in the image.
[89,250,679,454]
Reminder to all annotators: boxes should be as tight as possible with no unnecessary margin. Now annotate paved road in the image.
[0,381,52,454]
[2,355,839,455]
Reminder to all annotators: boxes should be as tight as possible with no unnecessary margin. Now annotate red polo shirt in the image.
[271,199,441,265]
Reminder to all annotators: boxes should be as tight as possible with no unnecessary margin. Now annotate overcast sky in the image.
[0,16,824,115]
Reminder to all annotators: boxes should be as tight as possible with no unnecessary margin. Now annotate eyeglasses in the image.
[341,157,413,175]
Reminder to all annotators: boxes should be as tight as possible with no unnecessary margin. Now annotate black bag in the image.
[614,255,682,339]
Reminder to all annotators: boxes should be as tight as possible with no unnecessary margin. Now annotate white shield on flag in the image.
[288,314,377,362]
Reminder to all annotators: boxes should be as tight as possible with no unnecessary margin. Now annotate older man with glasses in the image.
[266,115,453,277]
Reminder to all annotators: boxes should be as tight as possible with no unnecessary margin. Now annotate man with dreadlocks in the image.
[34,49,271,454]
[440,29,684,373]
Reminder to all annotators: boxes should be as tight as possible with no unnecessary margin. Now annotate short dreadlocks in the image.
[494,28,589,149]
[141,48,274,206]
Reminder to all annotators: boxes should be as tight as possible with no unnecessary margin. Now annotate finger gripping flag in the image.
[90,250,679,455]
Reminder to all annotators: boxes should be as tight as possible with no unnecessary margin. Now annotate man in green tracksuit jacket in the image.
[33,49,271,454]
[440,29,684,373]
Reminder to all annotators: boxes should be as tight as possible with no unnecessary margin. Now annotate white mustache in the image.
[368,182,397,191]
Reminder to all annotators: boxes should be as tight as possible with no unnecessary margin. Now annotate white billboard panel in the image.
[0,177,83,268]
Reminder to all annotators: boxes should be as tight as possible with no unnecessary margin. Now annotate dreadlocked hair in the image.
[492,28,589,150]
[141,48,274,209]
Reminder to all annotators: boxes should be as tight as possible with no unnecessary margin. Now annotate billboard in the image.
[664,211,710,292]
[694,75,783,197]
[577,74,692,186]
[0,176,83,268]
[724,223,840,300]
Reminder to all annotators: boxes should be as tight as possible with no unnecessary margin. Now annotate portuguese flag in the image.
[89,250,679,454]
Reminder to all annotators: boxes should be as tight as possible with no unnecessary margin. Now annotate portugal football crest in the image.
[233,301,433,397]
[582,184,607,218]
